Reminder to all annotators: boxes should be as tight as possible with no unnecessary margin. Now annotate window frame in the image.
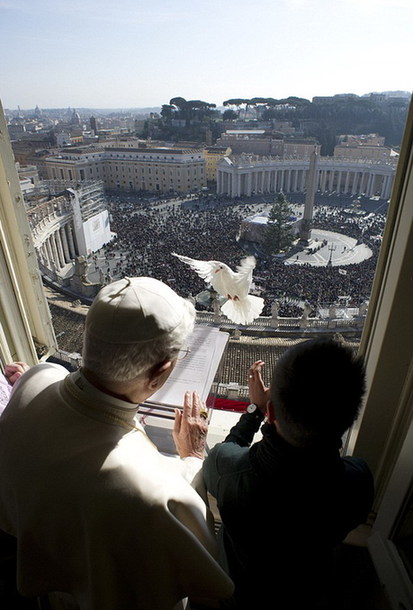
[0,103,57,367]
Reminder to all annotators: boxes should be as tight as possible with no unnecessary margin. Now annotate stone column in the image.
[66,223,77,258]
[385,174,393,199]
[321,170,327,192]
[40,244,49,266]
[300,169,306,191]
[359,172,365,194]
[344,171,350,194]
[293,169,299,192]
[370,174,376,197]
[236,172,241,197]
[266,170,271,192]
[45,238,54,266]
[269,170,275,192]
[351,172,358,195]
[366,173,373,197]
[60,226,71,263]
[247,172,252,196]
[50,233,60,269]
[55,231,65,268]
[273,170,278,191]
[270,301,279,328]
[224,172,230,195]
[217,169,222,194]
[286,170,291,192]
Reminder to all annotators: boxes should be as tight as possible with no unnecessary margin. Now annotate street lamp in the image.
[327,243,336,266]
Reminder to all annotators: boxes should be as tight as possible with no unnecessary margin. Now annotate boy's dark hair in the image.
[270,337,366,447]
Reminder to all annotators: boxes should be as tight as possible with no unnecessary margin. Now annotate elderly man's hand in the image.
[4,362,30,386]
[173,391,208,459]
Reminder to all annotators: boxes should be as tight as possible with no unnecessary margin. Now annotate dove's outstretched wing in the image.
[232,256,256,298]
[172,253,216,284]
[235,256,256,278]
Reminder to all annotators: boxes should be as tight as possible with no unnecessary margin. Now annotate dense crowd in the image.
[103,193,386,317]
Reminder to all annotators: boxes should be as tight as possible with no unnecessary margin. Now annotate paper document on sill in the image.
[145,325,228,409]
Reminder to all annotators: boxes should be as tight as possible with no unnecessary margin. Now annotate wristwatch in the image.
[246,403,263,417]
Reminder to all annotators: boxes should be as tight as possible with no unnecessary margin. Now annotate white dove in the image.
[172,253,264,325]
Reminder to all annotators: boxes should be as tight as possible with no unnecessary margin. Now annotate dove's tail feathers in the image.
[220,295,264,326]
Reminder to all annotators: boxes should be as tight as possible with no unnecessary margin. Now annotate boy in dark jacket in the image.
[203,338,374,609]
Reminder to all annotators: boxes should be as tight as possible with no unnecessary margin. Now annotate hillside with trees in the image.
[142,92,410,153]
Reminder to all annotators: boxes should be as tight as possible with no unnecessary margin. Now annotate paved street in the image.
[284,229,373,267]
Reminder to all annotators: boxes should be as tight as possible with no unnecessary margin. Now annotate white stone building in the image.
[217,154,396,199]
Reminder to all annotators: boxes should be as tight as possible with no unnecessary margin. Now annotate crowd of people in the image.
[101,193,387,317]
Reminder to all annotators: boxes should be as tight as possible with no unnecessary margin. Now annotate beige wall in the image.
[203,147,231,182]
[334,145,391,161]
[43,148,206,194]
[103,157,205,193]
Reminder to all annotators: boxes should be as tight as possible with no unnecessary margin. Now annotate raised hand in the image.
[173,391,208,459]
[247,360,270,413]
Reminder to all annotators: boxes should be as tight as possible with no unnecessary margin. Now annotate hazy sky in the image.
[1,0,412,110]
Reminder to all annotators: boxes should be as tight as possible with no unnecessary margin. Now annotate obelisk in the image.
[299,148,318,244]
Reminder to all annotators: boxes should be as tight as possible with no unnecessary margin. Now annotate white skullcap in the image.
[85,277,188,344]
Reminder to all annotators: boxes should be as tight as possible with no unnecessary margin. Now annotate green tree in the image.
[161,104,174,121]
[223,98,249,119]
[222,108,238,121]
[264,193,294,255]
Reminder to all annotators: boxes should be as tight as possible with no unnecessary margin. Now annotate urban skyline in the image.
[3,89,412,115]
[1,0,412,110]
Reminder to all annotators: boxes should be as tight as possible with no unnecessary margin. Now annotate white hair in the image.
[82,298,195,383]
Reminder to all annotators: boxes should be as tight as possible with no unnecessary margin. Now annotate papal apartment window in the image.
[0,68,411,545]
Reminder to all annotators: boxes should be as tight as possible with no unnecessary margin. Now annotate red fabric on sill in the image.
[212,398,249,412]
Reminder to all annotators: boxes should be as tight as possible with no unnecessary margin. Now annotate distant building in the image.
[216,130,320,158]
[90,116,98,135]
[16,162,40,194]
[10,133,55,165]
[42,145,206,194]
[334,134,392,161]
[272,121,296,135]
[337,134,386,146]
[70,110,81,127]
[103,147,206,193]
[312,94,359,104]
[55,132,73,147]
[283,139,321,159]
[312,96,335,104]
[105,138,145,149]
[203,146,232,182]
[7,121,26,139]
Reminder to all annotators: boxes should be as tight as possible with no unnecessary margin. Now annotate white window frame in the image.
[344,98,413,609]
[345,98,413,496]
[0,102,57,367]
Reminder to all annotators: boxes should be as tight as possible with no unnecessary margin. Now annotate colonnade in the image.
[27,195,80,272]
[38,222,79,271]
[217,158,396,200]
